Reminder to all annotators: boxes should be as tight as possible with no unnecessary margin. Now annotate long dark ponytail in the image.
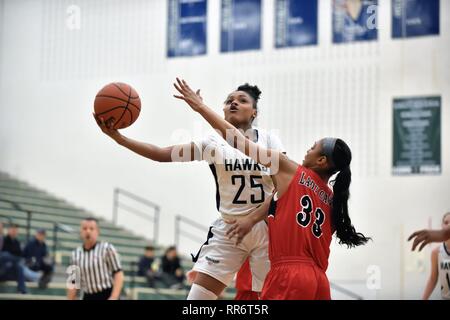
[328,139,370,248]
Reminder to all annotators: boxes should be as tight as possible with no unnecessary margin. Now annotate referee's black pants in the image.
[83,287,113,300]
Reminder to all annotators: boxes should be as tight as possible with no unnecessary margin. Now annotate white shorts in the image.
[191,217,270,292]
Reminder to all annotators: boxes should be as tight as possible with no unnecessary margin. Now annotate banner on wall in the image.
[392,0,440,38]
[275,0,318,48]
[393,96,441,175]
[221,0,261,52]
[167,0,207,57]
[333,0,378,44]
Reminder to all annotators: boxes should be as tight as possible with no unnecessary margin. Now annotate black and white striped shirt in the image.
[70,241,122,294]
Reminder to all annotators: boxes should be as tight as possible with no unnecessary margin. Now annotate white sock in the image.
[187,283,218,300]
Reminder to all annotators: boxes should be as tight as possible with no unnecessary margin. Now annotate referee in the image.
[67,217,124,300]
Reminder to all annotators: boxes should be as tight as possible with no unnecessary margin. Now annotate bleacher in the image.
[0,171,235,300]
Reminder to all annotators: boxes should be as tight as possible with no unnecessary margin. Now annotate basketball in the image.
[94,82,141,129]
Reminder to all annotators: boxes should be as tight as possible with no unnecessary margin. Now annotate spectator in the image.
[138,246,159,287]
[161,246,184,289]
[0,252,28,294]
[23,229,54,289]
[3,224,22,257]
[2,224,40,283]
[0,222,28,294]
[67,217,124,300]
[0,221,3,251]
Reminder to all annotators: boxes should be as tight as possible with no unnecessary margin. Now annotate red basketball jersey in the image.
[235,258,252,292]
[268,165,333,272]
[234,258,259,300]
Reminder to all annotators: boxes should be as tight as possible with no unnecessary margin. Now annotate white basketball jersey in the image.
[438,243,450,299]
[194,128,285,216]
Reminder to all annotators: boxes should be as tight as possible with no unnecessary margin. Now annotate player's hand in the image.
[93,113,122,141]
[408,229,449,251]
[225,217,254,246]
[173,77,205,112]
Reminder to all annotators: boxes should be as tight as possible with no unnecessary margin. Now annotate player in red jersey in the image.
[234,258,259,300]
[174,78,370,300]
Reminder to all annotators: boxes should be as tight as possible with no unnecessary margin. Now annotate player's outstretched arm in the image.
[173,78,285,169]
[408,228,450,251]
[225,194,273,245]
[93,113,198,162]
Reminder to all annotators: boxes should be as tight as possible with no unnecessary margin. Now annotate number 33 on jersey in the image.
[267,165,334,271]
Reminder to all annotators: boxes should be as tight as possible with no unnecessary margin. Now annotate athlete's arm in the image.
[174,78,284,167]
[93,113,198,162]
[408,228,450,251]
[225,194,273,245]
[422,248,439,299]
[173,78,297,183]
[174,78,298,196]
[109,270,124,300]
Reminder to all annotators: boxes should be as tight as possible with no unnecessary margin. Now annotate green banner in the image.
[393,96,441,175]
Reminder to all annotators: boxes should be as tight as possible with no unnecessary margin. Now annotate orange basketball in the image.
[94,82,141,129]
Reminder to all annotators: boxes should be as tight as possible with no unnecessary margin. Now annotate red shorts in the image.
[234,290,259,300]
[261,257,331,300]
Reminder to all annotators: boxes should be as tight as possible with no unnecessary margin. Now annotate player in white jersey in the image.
[188,125,283,298]
[422,212,450,300]
[94,82,284,300]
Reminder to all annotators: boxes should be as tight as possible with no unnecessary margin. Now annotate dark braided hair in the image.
[327,139,371,248]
